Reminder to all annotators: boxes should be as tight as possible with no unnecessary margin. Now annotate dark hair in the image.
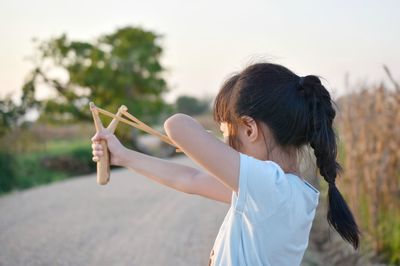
[213,62,360,249]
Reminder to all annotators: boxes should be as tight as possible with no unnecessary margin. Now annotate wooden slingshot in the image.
[89,102,182,185]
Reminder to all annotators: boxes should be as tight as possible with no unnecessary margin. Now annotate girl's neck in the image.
[265,147,301,178]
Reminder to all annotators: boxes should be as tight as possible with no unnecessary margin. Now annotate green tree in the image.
[26,26,174,142]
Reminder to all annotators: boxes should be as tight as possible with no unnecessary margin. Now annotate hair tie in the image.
[299,76,305,87]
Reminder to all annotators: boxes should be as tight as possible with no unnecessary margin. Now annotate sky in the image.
[0,0,399,105]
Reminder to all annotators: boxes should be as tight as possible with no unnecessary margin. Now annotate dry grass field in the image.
[335,74,400,264]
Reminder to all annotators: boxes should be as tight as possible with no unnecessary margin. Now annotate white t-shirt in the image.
[209,152,320,266]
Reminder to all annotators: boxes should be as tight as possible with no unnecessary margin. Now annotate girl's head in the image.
[213,62,360,250]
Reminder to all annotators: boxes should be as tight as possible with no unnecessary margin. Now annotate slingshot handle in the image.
[97,140,110,185]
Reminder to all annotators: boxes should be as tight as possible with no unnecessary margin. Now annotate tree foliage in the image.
[29,26,174,126]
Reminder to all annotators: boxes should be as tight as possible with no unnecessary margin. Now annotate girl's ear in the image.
[240,115,258,142]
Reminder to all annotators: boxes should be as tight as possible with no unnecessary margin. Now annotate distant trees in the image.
[175,95,211,116]
[0,73,40,137]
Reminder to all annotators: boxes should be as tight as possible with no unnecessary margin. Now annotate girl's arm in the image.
[120,148,231,203]
[91,129,232,203]
[164,113,241,193]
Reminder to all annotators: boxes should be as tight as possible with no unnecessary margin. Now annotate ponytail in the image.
[299,75,361,250]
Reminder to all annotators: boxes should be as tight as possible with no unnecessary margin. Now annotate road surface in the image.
[0,155,228,266]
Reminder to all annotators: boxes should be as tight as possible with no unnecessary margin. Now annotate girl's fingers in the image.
[92,150,103,157]
[91,143,103,150]
[91,133,107,163]
[91,131,110,142]
[91,133,102,142]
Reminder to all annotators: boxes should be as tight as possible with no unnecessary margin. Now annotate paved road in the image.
[0,155,229,266]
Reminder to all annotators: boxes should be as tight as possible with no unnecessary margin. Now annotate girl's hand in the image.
[91,129,127,167]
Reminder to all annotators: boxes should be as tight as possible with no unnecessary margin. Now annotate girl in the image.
[91,62,360,265]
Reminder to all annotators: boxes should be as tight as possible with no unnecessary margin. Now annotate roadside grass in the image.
[0,139,97,195]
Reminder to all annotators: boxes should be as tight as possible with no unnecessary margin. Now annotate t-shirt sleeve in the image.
[233,152,291,222]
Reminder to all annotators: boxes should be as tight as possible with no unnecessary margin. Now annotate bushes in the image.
[40,145,96,175]
[0,139,100,194]
[0,151,17,193]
